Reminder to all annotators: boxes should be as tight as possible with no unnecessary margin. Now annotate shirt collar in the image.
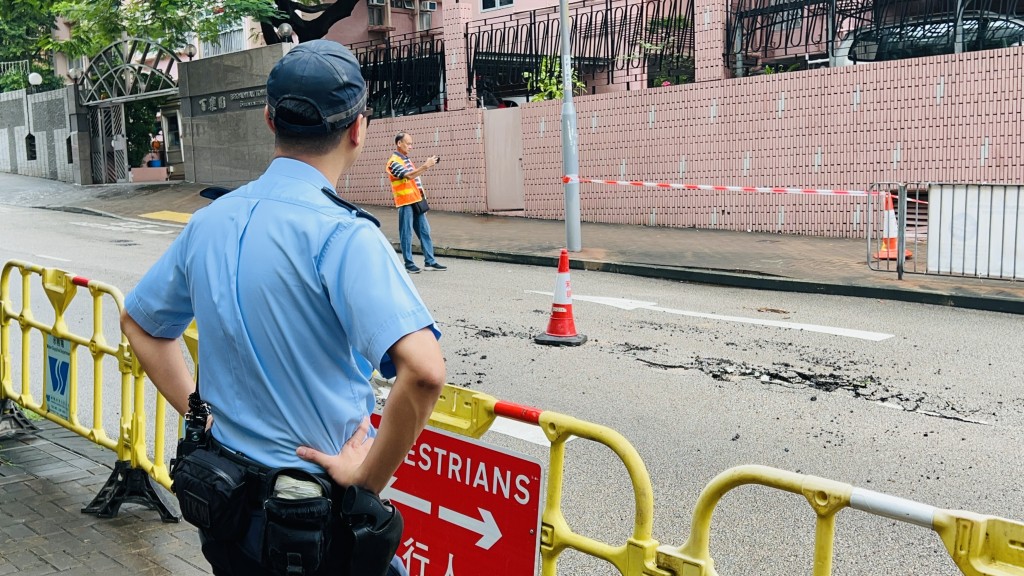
[265,157,334,191]
[395,151,409,160]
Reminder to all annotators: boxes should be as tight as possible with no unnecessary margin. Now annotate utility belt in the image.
[170,419,402,576]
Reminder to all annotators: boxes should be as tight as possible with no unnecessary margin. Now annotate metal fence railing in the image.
[351,30,446,120]
[868,182,1023,281]
[727,0,1024,76]
[0,60,30,77]
[467,0,695,99]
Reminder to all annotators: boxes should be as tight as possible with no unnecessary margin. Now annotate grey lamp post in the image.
[558,0,582,251]
[184,44,197,61]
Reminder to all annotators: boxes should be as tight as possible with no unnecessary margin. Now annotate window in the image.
[369,6,385,26]
[201,20,245,57]
[418,12,432,31]
[482,0,513,10]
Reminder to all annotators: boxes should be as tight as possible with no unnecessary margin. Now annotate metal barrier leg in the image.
[81,460,180,523]
[0,398,39,437]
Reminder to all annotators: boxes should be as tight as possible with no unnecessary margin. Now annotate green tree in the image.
[33,0,366,61]
[125,97,165,168]
[522,57,585,102]
[0,0,56,63]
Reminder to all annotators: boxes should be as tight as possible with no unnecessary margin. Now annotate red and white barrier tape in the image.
[561,175,882,197]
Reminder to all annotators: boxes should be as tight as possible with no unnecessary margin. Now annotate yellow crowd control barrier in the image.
[0,260,177,522]
[5,259,1024,576]
[426,385,672,576]
[655,465,1024,576]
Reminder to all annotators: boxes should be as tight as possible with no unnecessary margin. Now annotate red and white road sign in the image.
[372,414,544,576]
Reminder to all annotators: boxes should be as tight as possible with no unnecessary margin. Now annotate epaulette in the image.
[321,187,381,227]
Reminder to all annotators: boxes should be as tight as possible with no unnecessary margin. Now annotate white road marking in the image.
[35,254,72,262]
[70,221,174,234]
[527,291,894,341]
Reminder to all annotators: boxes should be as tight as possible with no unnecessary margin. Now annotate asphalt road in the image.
[2,204,1022,576]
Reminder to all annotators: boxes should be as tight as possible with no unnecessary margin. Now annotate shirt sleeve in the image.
[318,220,439,376]
[388,156,409,180]
[124,226,195,339]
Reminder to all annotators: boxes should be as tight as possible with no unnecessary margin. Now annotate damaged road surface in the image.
[636,355,990,425]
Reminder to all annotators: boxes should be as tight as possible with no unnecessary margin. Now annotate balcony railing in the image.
[467,0,695,97]
[351,30,446,118]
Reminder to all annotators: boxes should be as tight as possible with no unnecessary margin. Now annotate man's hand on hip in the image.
[296,416,374,488]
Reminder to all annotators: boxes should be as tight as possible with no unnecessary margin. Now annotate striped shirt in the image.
[387,152,424,194]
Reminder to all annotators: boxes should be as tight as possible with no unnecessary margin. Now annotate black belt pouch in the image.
[170,447,249,538]
[262,469,334,576]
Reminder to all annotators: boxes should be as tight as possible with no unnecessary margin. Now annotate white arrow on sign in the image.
[382,476,432,514]
[438,506,502,550]
[527,291,894,341]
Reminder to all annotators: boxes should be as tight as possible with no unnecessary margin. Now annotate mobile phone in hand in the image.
[434,156,441,164]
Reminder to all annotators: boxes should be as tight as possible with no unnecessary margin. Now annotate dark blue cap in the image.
[266,40,367,135]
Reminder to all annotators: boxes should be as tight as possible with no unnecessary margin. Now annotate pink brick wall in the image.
[340,108,489,213]
[344,47,1024,238]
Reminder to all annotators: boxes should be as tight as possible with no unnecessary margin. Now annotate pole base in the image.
[0,398,39,438]
[82,460,180,523]
[534,332,587,346]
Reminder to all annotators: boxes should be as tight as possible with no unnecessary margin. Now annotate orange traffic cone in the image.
[535,249,587,346]
[873,193,913,260]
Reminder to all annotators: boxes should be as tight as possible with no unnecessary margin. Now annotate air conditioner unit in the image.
[420,1,437,11]
[368,0,385,6]
[402,0,414,8]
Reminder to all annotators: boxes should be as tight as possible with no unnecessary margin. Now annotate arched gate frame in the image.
[74,38,180,184]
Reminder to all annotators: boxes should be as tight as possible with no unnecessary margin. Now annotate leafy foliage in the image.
[522,57,585,102]
[0,66,67,94]
[648,54,694,87]
[30,0,364,61]
[37,0,283,59]
[126,97,164,168]
[0,0,56,62]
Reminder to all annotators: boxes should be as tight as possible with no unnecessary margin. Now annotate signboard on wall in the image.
[191,87,267,117]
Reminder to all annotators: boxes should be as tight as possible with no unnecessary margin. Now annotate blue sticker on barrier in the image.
[45,335,71,422]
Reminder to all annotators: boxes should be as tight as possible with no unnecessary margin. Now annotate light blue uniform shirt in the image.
[125,158,438,472]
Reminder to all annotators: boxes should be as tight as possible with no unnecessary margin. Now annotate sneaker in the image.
[425,262,447,271]
[406,264,421,274]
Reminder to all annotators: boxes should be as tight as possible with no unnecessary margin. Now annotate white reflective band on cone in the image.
[552,273,572,305]
[883,209,898,237]
[850,487,935,528]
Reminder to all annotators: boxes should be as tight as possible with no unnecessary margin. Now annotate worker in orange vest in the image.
[386,132,446,274]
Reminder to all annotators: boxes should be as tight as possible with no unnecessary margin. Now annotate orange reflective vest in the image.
[387,152,424,207]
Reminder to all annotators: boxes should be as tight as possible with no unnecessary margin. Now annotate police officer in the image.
[120,40,445,575]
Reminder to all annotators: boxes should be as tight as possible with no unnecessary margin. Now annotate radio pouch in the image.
[262,469,334,576]
[170,447,249,537]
